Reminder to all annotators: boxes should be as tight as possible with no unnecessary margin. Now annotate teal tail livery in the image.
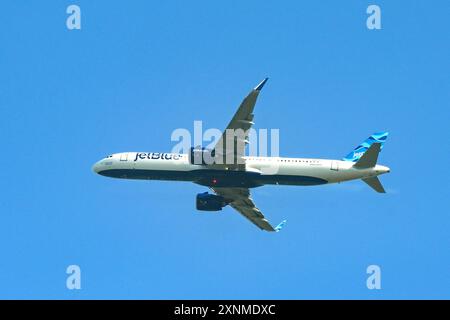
[343,132,389,162]
[275,220,287,232]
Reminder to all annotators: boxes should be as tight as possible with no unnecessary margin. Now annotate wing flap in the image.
[212,187,283,232]
[229,202,275,232]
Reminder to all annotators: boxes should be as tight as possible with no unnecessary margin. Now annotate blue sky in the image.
[0,1,449,299]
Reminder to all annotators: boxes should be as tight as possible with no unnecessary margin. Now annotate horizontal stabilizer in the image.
[362,177,386,193]
[354,143,381,168]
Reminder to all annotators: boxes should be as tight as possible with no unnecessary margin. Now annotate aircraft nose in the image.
[92,161,101,174]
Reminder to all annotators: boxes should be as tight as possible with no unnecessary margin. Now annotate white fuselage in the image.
[93,152,390,188]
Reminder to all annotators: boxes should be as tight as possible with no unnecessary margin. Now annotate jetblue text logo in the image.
[134,152,182,161]
[353,151,365,159]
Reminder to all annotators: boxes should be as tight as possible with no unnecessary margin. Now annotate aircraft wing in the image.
[211,187,286,232]
[211,78,268,170]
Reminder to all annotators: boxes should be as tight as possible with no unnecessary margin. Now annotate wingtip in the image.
[275,219,287,232]
[254,77,269,91]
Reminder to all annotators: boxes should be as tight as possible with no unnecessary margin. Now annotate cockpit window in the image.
[106,155,113,158]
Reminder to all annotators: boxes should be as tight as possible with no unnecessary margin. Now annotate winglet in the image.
[274,219,287,232]
[254,77,269,91]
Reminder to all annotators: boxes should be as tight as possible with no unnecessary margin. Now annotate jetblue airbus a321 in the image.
[93,78,390,232]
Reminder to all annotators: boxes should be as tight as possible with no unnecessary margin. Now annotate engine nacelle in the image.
[196,192,226,211]
[189,147,216,165]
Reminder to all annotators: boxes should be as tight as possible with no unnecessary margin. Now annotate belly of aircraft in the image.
[98,168,328,188]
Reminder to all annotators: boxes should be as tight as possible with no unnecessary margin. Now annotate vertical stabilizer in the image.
[343,132,388,162]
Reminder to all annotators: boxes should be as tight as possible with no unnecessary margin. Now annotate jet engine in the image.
[196,192,227,211]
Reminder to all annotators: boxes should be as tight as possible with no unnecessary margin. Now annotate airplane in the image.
[92,78,390,232]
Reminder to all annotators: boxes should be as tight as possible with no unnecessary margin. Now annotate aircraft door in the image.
[120,153,128,161]
[331,160,339,171]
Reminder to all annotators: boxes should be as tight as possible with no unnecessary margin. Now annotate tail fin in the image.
[353,143,381,168]
[343,132,389,162]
